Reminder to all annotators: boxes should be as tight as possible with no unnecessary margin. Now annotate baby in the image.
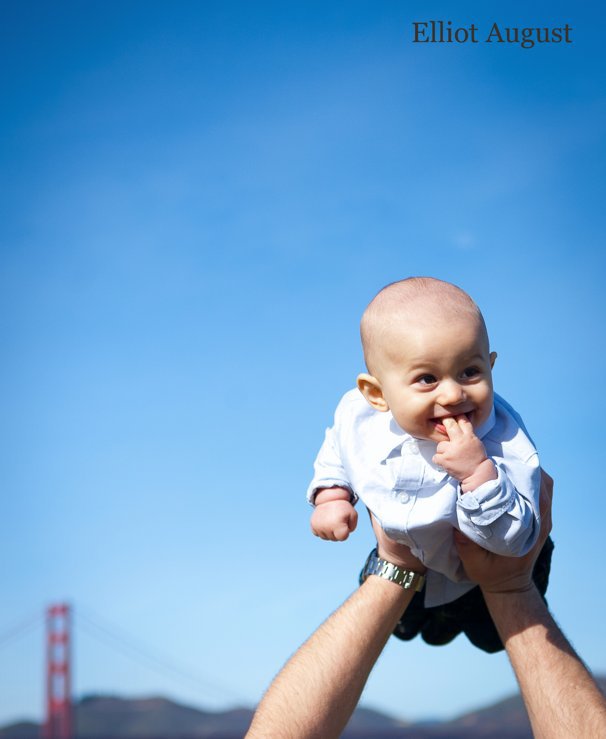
[307,277,552,652]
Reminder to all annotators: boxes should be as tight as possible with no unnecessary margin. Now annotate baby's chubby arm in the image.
[433,415,496,492]
[311,487,358,542]
[435,414,540,556]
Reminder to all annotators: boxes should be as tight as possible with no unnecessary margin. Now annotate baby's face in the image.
[374,317,495,442]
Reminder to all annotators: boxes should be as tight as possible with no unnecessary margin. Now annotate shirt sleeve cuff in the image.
[456,464,515,526]
[306,480,357,506]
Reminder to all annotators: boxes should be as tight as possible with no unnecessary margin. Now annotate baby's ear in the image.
[489,351,497,369]
[357,373,389,412]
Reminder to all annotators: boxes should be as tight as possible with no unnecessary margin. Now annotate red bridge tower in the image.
[44,603,73,739]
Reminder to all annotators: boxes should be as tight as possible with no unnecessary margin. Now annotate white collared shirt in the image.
[307,389,541,606]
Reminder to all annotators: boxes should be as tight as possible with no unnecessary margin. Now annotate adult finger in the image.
[456,470,555,593]
[537,469,553,544]
[369,513,426,572]
[540,468,554,510]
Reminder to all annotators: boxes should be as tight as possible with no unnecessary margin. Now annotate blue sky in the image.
[1,0,605,726]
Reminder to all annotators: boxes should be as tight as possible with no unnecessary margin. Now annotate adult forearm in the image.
[485,586,606,738]
[246,577,414,739]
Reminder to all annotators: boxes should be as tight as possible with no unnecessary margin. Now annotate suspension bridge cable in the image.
[0,611,43,652]
[76,605,246,704]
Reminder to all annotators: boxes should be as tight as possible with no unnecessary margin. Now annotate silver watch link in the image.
[360,547,425,592]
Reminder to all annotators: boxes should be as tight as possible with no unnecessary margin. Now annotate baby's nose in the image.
[437,380,466,406]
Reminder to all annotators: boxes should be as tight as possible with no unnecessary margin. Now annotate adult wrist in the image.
[481,579,536,597]
[360,548,426,591]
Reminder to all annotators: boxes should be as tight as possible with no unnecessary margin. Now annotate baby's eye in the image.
[460,366,480,379]
[416,374,437,386]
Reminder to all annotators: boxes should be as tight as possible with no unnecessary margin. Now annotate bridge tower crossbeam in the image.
[44,604,72,739]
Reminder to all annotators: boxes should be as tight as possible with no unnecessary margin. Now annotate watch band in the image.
[360,548,425,592]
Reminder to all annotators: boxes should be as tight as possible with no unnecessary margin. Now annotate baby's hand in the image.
[311,488,358,541]
[433,416,497,492]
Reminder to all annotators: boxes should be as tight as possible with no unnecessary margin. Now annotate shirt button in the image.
[398,492,410,504]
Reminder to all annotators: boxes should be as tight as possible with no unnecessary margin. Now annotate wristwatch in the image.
[360,548,425,592]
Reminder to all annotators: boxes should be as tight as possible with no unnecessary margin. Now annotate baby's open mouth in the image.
[431,412,474,430]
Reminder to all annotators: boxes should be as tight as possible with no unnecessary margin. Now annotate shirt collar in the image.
[376,404,497,463]
[375,414,411,463]
[475,405,496,440]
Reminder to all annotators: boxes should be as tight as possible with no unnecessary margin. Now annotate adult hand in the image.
[370,513,427,573]
[454,469,553,593]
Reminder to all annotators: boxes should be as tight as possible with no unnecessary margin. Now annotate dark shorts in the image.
[361,536,554,654]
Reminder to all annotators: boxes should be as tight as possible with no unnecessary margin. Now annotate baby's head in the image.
[357,277,497,442]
